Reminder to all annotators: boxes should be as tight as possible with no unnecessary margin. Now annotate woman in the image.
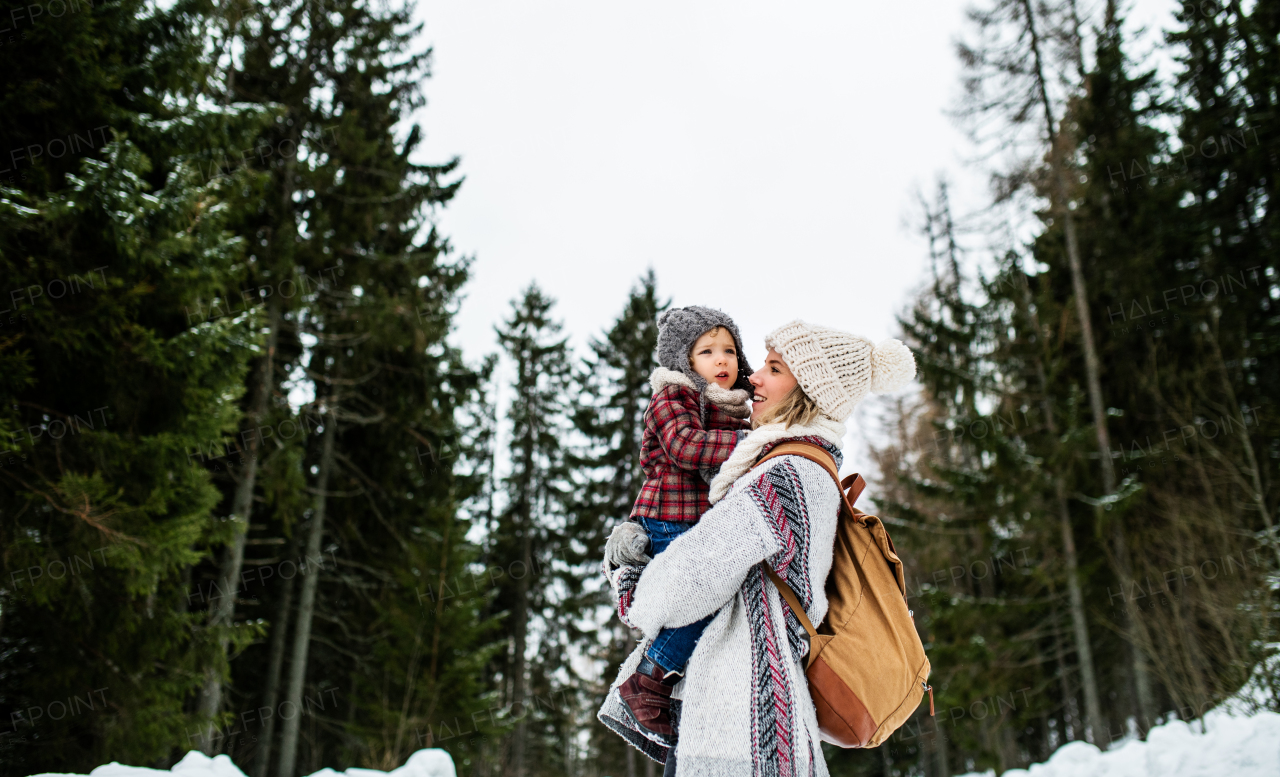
[600,320,915,777]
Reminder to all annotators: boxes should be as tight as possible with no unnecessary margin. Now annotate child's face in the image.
[689,327,739,389]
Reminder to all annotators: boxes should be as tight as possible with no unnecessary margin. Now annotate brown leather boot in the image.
[619,656,678,738]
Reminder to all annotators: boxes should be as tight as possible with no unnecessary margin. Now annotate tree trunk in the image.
[198,297,280,753]
[254,540,297,777]
[276,407,337,777]
[1053,175,1156,728]
[1014,262,1106,745]
[998,722,1018,773]
[1056,486,1105,743]
[920,719,932,777]
[935,713,950,777]
[1206,316,1280,570]
[1051,592,1076,743]
[1061,172,1156,729]
[417,511,454,733]
[508,508,532,777]
[1016,0,1156,731]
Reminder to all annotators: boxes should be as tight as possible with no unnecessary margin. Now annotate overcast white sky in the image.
[413,0,989,355]
[410,0,1177,465]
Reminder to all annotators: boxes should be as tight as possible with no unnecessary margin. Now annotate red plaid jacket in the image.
[630,383,750,523]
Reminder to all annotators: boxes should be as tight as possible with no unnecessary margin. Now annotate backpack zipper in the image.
[923,681,935,716]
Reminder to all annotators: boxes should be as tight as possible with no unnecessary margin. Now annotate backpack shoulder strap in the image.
[757,440,865,667]
[763,564,817,638]
[757,441,838,479]
[756,441,865,516]
[758,440,909,606]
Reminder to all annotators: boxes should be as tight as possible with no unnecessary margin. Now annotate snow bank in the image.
[29,748,456,777]
[957,704,1280,777]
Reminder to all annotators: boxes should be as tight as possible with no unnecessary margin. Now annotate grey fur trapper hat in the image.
[656,306,754,394]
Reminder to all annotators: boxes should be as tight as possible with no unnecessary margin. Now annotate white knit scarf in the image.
[708,415,847,504]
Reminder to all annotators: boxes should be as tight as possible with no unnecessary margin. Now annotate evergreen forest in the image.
[1,1,1277,776]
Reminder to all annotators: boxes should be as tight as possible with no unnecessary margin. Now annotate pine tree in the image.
[856,6,1280,774]
[956,0,1160,729]
[569,271,667,776]
[176,0,498,772]
[1168,0,1279,563]
[1112,0,1280,712]
[0,0,265,770]
[1045,5,1185,732]
[490,283,576,777]
[571,271,666,544]
[841,182,1067,774]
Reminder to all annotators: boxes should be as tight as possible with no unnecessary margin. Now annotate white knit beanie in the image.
[765,320,916,423]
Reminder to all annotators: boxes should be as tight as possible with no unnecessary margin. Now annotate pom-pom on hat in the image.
[765,320,915,423]
[656,306,754,393]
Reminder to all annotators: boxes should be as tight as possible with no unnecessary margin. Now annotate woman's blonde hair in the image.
[753,384,823,429]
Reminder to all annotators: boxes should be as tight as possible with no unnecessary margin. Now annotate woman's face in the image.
[749,348,798,422]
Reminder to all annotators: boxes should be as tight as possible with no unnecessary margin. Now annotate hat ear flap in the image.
[728,327,752,393]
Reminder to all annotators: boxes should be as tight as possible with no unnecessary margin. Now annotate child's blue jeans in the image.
[639,517,714,675]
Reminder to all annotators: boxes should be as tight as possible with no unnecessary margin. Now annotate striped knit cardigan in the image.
[600,421,846,777]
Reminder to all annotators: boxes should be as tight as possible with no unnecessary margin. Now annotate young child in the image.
[615,306,754,739]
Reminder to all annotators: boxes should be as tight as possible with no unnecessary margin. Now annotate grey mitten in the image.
[603,521,652,575]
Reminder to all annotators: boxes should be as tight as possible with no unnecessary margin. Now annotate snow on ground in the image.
[29,748,455,777]
[957,686,1280,777]
[24,663,1279,777]
[23,713,1280,777]
[957,711,1280,777]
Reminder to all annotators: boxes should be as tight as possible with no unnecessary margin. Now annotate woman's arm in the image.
[626,469,781,636]
[650,387,741,472]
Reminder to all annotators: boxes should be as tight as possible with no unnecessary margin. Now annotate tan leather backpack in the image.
[757,442,934,748]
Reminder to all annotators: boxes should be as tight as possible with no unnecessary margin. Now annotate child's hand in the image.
[604,521,652,574]
[603,523,650,627]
